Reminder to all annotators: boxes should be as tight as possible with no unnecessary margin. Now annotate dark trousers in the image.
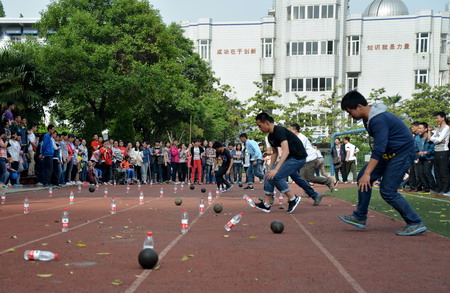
[334,165,344,182]
[43,156,53,185]
[216,166,231,189]
[416,159,436,191]
[65,160,73,183]
[51,160,60,185]
[178,163,187,182]
[171,162,178,182]
[163,163,171,181]
[154,164,164,183]
[434,151,449,193]
[408,162,419,190]
[100,162,111,183]
[340,163,348,182]
[135,165,142,181]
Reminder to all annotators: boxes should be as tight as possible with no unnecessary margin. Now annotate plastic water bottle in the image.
[199,197,205,215]
[180,183,184,190]
[126,184,130,194]
[224,213,244,231]
[104,187,108,197]
[111,197,117,214]
[113,180,116,187]
[207,192,212,205]
[219,186,223,193]
[24,196,30,214]
[95,183,99,190]
[174,185,177,193]
[143,232,154,249]
[1,189,5,205]
[273,190,277,197]
[77,184,81,193]
[216,188,220,198]
[61,209,69,232]
[160,188,164,198]
[69,191,74,204]
[278,193,284,205]
[24,250,58,261]
[138,182,141,190]
[243,194,255,208]
[48,187,53,197]
[181,209,189,234]
[139,191,144,205]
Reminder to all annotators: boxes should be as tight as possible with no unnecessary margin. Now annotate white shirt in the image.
[28,132,36,152]
[296,133,318,162]
[193,147,201,160]
[345,143,357,161]
[430,125,449,152]
[8,140,21,161]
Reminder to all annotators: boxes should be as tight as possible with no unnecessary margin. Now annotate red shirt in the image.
[100,147,113,166]
[0,139,7,158]
[91,141,102,153]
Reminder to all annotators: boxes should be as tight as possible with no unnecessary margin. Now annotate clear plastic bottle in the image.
[104,187,108,197]
[111,197,117,214]
[48,187,53,197]
[273,190,277,197]
[143,232,154,249]
[181,209,189,234]
[1,189,5,205]
[139,191,144,205]
[69,191,74,204]
[160,188,164,198]
[23,196,30,214]
[61,209,69,232]
[24,250,58,261]
[224,213,244,231]
[243,194,255,208]
[174,185,177,193]
[278,193,284,205]
[199,197,205,215]
[138,182,141,190]
[77,184,82,193]
[126,184,130,194]
[216,188,220,198]
[207,192,212,205]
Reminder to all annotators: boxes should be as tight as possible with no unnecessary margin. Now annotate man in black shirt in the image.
[254,113,322,213]
[213,141,234,192]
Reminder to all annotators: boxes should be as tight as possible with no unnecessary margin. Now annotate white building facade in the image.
[0,18,42,47]
[182,0,450,109]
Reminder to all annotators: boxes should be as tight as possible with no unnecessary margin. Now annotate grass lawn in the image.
[329,187,450,238]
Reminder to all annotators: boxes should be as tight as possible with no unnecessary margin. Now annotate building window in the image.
[287,78,333,92]
[289,5,334,20]
[198,40,211,60]
[441,34,448,54]
[415,70,428,87]
[347,36,360,56]
[416,33,429,53]
[288,41,333,56]
[321,5,335,18]
[347,73,359,91]
[321,41,334,55]
[262,38,273,58]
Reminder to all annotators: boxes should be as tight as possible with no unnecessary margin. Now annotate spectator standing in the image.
[331,138,346,182]
[131,141,143,182]
[239,133,264,190]
[0,128,9,187]
[142,141,151,184]
[415,122,437,193]
[51,132,61,186]
[79,139,89,183]
[170,140,180,183]
[27,123,37,176]
[41,125,55,187]
[189,139,204,184]
[405,122,420,192]
[429,112,450,195]
[344,137,359,184]
[91,134,102,154]
[3,101,15,122]
[153,140,164,183]
[178,143,188,183]
[232,143,244,184]
[8,132,22,187]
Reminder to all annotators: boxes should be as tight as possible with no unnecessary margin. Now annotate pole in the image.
[188,115,192,183]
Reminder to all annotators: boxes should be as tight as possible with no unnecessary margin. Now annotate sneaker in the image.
[429,190,442,196]
[396,223,427,236]
[13,184,23,187]
[326,176,337,192]
[222,185,233,193]
[338,214,367,229]
[244,186,254,190]
[255,201,271,213]
[313,193,323,206]
[286,195,301,214]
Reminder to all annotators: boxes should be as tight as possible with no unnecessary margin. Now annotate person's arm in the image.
[227,158,234,174]
[268,146,278,169]
[430,126,450,145]
[266,140,289,179]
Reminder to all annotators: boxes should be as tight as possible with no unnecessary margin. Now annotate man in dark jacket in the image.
[41,124,56,186]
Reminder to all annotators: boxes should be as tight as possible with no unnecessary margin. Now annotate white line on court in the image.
[400,192,450,203]
[0,197,161,255]
[290,215,367,293]
[124,200,215,293]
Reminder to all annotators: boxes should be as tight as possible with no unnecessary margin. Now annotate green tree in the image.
[241,79,284,142]
[279,94,316,137]
[35,0,217,140]
[402,84,450,126]
[318,85,347,137]
[0,1,5,17]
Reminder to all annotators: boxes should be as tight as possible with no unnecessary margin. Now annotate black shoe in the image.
[244,186,254,190]
[287,195,301,213]
[313,193,323,206]
[255,201,271,213]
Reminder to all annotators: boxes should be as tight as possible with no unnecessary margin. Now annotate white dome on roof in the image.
[363,0,409,17]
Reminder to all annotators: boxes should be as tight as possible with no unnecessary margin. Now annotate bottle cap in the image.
[147,232,153,236]
[183,209,187,212]
[64,208,68,211]
[25,196,28,199]
[240,213,244,216]
[54,253,59,259]
[112,197,116,199]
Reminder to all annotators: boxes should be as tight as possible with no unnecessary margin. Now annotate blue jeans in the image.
[233,162,243,182]
[205,164,215,183]
[126,169,135,179]
[264,157,318,199]
[0,157,7,184]
[247,159,264,184]
[353,152,422,225]
[80,163,87,182]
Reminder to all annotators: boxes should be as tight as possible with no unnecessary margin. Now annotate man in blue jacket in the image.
[240,133,264,190]
[42,124,56,187]
[415,122,437,194]
[338,91,426,236]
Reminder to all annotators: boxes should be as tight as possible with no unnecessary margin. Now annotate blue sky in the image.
[1,0,447,22]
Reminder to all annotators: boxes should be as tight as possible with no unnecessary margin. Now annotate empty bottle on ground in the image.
[207,192,212,205]
[243,194,255,208]
[143,232,154,249]
[224,213,244,231]
[62,209,69,232]
[48,187,53,197]
[1,189,5,205]
[278,193,284,205]
[160,188,164,198]
[111,197,117,214]
[139,191,144,205]
[181,209,189,234]
[199,197,205,215]
[24,250,58,261]
[23,197,30,214]
[69,191,74,204]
